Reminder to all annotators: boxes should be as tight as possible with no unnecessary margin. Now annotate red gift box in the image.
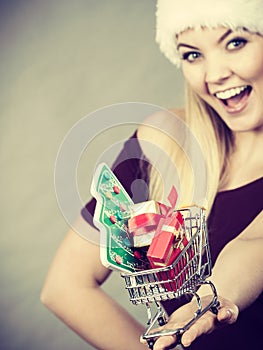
[146,212,184,266]
[128,200,170,247]
[146,211,189,291]
[159,236,190,291]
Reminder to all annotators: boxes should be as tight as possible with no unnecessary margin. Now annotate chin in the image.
[225,118,263,133]
[211,103,263,132]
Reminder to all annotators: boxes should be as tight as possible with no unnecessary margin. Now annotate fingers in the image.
[180,312,215,347]
[153,335,177,350]
[140,334,176,350]
[140,297,239,349]
[179,304,239,347]
[142,309,239,349]
[151,311,215,349]
[217,305,239,324]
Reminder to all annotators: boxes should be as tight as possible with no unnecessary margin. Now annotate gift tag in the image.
[91,163,150,272]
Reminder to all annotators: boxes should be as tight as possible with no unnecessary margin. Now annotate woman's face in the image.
[177,27,263,132]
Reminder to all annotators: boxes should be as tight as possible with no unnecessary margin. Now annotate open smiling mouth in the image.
[215,85,252,111]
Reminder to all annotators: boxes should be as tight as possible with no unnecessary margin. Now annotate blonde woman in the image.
[41,0,263,349]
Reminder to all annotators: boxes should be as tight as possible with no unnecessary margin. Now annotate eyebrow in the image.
[176,43,198,50]
[176,29,233,50]
[218,29,233,43]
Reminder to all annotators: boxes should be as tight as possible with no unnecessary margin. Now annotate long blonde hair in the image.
[148,83,234,216]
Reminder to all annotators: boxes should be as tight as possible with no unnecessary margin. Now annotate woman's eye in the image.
[227,38,247,50]
[181,51,201,62]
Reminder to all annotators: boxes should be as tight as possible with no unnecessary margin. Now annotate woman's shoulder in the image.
[136,107,186,169]
[137,107,185,141]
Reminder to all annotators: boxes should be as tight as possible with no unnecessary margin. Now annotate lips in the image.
[214,85,252,113]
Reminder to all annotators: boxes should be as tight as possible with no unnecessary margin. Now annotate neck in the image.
[220,128,263,191]
[234,127,263,161]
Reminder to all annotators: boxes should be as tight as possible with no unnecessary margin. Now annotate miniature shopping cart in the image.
[121,205,220,349]
[91,164,220,349]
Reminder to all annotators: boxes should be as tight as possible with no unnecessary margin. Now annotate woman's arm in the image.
[41,217,148,350]
[151,210,263,349]
[202,210,263,310]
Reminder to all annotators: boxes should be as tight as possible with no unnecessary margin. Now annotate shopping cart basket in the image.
[121,205,220,349]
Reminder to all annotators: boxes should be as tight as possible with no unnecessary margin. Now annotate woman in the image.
[41,0,263,349]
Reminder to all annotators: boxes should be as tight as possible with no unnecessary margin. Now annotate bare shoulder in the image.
[137,107,185,141]
[136,107,186,171]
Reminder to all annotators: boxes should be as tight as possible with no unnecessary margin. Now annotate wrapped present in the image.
[147,211,190,291]
[128,186,178,248]
[128,200,169,247]
[130,200,159,217]
[160,235,190,292]
[146,212,184,267]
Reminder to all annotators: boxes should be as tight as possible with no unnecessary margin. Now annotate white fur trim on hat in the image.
[156,0,263,67]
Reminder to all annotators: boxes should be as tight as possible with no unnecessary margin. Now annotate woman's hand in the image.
[146,295,239,350]
[151,212,263,350]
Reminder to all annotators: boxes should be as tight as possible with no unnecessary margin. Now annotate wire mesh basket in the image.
[121,205,219,349]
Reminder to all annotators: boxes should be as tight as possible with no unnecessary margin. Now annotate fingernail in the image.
[221,309,231,321]
[226,310,232,318]
[183,336,191,347]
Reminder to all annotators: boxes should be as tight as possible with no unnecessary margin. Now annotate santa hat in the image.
[156,0,263,67]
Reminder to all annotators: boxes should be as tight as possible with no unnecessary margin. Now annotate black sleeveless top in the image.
[82,132,263,349]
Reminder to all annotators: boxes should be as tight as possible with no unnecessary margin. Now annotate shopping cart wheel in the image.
[147,339,155,349]
[158,316,166,326]
[210,300,220,315]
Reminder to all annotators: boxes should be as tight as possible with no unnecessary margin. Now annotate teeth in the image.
[215,86,247,100]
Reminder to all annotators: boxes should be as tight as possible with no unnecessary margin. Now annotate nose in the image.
[205,58,232,85]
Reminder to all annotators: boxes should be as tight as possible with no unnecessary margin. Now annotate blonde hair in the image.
[148,83,234,216]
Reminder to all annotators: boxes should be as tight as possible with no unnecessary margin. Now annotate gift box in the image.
[159,236,190,292]
[146,212,184,267]
[146,211,190,291]
[128,200,169,247]
[130,200,159,217]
